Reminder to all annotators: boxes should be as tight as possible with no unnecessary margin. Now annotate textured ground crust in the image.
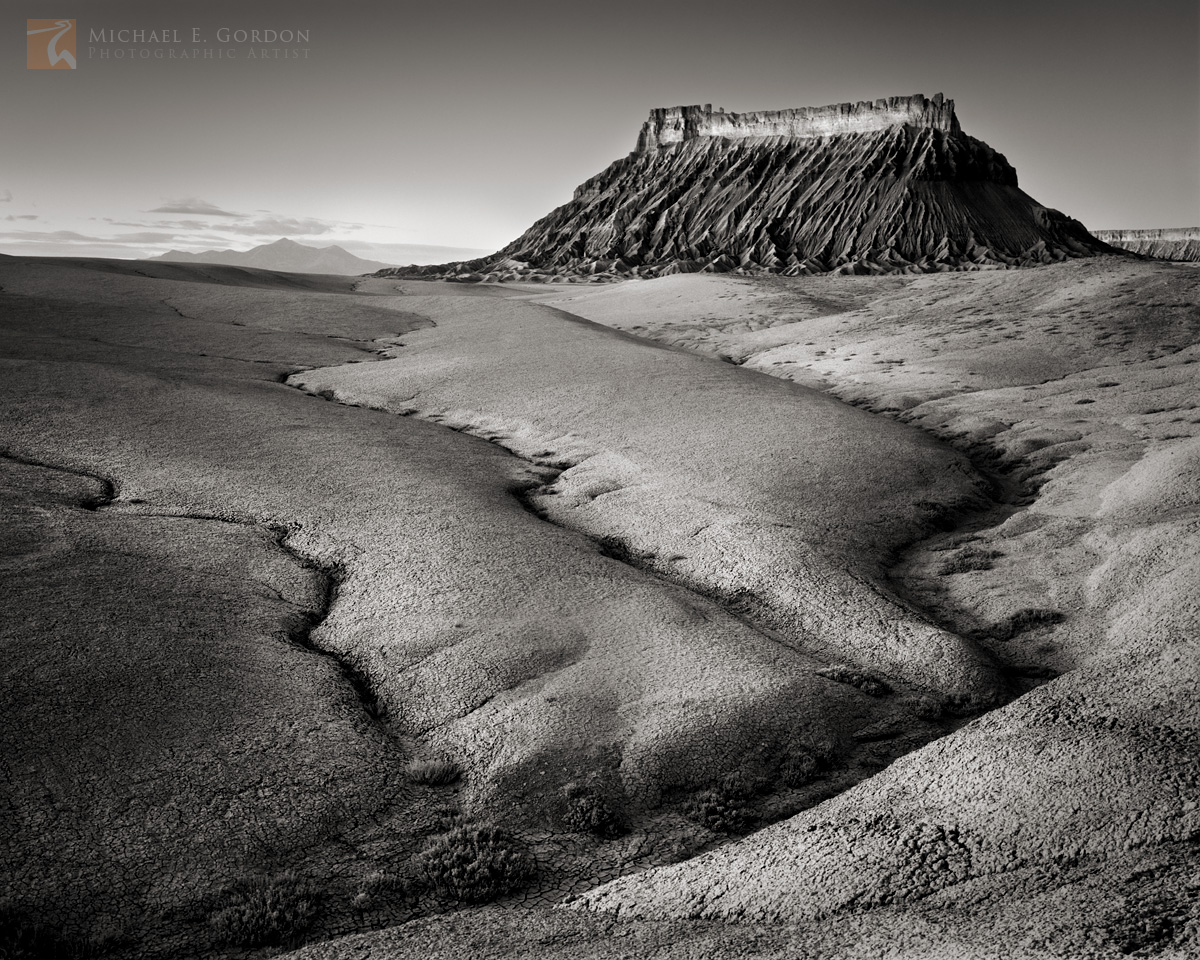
[4,256,1198,958]
[2,258,1000,956]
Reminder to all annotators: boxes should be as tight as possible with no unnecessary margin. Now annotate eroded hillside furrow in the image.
[0,447,118,509]
[0,448,396,745]
[283,372,1001,881]
[0,447,422,958]
[277,290,1043,888]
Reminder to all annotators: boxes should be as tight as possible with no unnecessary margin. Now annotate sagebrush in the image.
[561,780,623,837]
[0,910,112,960]
[419,825,534,903]
[351,870,422,911]
[683,771,763,834]
[207,871,319,947]
[779,751,819,787]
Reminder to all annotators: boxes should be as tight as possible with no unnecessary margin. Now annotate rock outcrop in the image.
[634,94,961,153]
[382,93,1115,281]
[1093,227,1200,262]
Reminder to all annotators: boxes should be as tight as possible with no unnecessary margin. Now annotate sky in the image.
[3,0,1198,263]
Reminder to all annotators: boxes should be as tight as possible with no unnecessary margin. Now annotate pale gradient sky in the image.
[3,0,1197,261]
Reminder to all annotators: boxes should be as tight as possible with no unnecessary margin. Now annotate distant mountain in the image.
[148,238,395,275]
[382,93,1115,281]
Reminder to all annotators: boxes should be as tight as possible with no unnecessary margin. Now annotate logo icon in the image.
[27,19,76,69]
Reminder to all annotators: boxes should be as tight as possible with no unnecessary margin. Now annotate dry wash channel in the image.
[0,256,1008,957]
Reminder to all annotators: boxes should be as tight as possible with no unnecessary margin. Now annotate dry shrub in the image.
[561,781,623,838]
[0,910,117,960]
[351,870,422,910]
[207,871,318,947]
[419,825,535,903]
[683,771,764,835]
[779,751,819,787]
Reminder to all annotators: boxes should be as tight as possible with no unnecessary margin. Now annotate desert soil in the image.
[2,254,1197,958]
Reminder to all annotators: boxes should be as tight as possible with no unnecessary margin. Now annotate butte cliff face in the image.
[386,93,1114,281]
[633,93,962,152]
[1093,227,1200,262]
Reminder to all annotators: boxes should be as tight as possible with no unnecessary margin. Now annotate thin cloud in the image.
[0,229,108,242]
[0,190,11,202]
[0,209,375,258]
[338,239,492,264]
[105,217,213,230]
[117,231,186,243]
[224,216,344,236]
[148,198,245,217]
[0,228,186,244]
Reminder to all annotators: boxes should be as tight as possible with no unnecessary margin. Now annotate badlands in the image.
[2,251,1198,960]
[2,94,1198,958]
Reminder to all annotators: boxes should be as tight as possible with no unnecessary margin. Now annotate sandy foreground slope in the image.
[284,256,1200,959]
[1,258,1006,955]
[526,257,1200,954]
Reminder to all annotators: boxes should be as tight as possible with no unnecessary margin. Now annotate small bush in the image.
[351,870,422,910]
[682,772,764,835]
[405,758,462,786]
[718,769,767,800]
[911,691,982,720]
[937,546,1003,575]
[779,751,819,787]
[817,664,892,697]
[207,871,319,947]
[912,695,951,720]
[683,787,753,835]
[419,825,535,903]
[0,912,59,960]
[421,803,463,835]
[561,781,623,838]
[0,910,111,960]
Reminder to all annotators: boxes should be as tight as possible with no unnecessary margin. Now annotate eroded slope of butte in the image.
[384,94,1110,282]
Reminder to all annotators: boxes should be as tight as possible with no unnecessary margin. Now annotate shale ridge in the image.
[1093,227,1200,262]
